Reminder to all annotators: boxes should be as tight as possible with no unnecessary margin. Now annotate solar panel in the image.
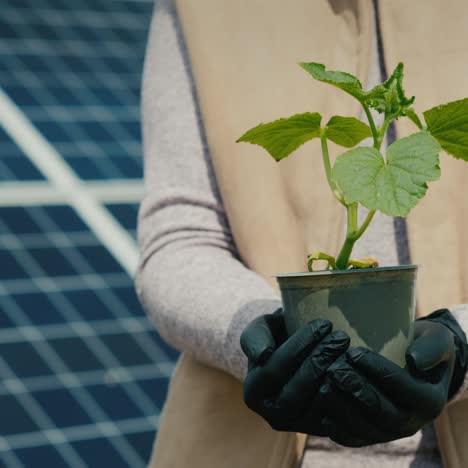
[0,1,182,466]
[0,0,151,181]
[0,205,178,467]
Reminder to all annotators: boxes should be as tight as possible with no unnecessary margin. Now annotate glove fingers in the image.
[275,381,333,435]
[327,359,407,433]
[240,308,286,366]
[346,347,444,412]
[243,319,332,406]
[276,331,350,411]
[406,321,454,374]
[324,386,398,446]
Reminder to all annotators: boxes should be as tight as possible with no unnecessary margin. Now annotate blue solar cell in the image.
[60,54,92,74]
[17,53,52,73]
[0,395,39,435]
[48,85,83,105]
[0,19,21,38]
[111,286,145,317]
[0,250,29,279]
[34,121,73,143]
[13,292,66,325]
[105,203,138,231]
[49,337,104,373]
[28,247,77,277]
[1,342,52,378]
[122,121,141,140]
[108,27,132,43]
[0,310,15,328]
[31,23,62,41]
[76,245,123,274]
[2,85,40,106]
[72,438,129,468]
[43,205,89,232]
[62,289,114,321]
[0,206,43,234]
[16,446,69,468]
[79,122,115,142]
[102,56,132,74]
[34,388,93,428]
[138,378,171,411]
[3,157,45,181]
[99,333,152,367]
[87,383,143,420]
[125,430,155,464]
[88,86,124,107]
[108,156,142,179]
[66,156,107,180]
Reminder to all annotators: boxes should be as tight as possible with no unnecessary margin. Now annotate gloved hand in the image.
[240,308,350,434]
[322,308,468,447]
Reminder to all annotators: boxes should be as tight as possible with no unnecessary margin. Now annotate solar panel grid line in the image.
[2,6,149,30]
[0,364,171,398]
[0,272,131,295]
[0,317,155,345]
[3,415,158,453]
[0,357,89,468]
[0,293,149,468]
[0,88,139,274]
[0,182,68,207]
[1,232,100,249]
[7,37,136,60]
[0,446,24,468]
[3,5,150,31]
[21,107,141,123]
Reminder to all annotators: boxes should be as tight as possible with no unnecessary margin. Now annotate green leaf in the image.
[298,62,365,101]
[366,62,415,117]
[423,97,468,161]
[236,112,321,161]
[332,132,441,216]
[405,108,423,129]
[325,116,372,148]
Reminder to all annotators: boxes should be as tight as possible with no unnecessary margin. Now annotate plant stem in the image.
[335,236,355,270]
[354,209,376,240]
[347,202,358,234]
[335,203,358,269]
[375,115,391,150]
[363,104,379,147]
[320,131,346,206]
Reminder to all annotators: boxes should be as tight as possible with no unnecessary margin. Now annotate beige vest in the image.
[148,1,468,467]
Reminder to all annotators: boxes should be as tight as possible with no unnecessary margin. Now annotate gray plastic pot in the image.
[275,265,417,367]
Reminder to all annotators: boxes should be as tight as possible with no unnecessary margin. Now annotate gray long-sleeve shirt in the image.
[135,1,468,466]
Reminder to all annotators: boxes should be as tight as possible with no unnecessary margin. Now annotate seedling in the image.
[236,62,468,271]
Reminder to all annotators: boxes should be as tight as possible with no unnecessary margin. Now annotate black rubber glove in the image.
[322,308,468,447]
[240,308,350,434]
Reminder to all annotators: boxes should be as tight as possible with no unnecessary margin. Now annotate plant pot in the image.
[275,265,417,368]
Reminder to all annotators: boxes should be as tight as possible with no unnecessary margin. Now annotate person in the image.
[135,0,468,466]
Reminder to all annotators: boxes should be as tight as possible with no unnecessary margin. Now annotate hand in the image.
[240,308,350,435]
[322,308,468,447]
